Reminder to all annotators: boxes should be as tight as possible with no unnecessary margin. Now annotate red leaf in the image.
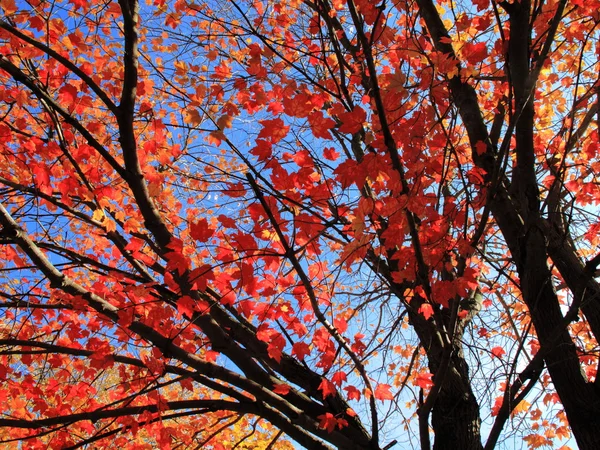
[419,303,434,320]
[291,149,314,168]
[218,214,237,228]
[317,412,338,433]
[333,316,348,333]
[258,118,289,143]
[188,264,215,291]
[165,250,189,276]
[472,0,490,11]
[474,140,488,156]
[190,218,215,242]
[179,377,194,392]
[225,182,247,198]
[415,372,435,389]
[32,163,52,195]
[318,379,336,399]
[58,83,78,110]
[267,333,285,362]
[331,371,347,386]
[323,147,340,161]
[292,342,311,361]
[308,111,335,139]
[273,384,291,395]
[374,383,394,401]
[337,107,366,134]
[250,139,273,160]
[491,346,506,359]
[344,385,362,401]
[177,295,195,318]
[462,42,488,65]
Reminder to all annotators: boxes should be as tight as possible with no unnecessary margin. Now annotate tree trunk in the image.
[430,348,483,450]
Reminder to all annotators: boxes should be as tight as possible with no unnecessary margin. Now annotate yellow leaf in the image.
[511,399,530,416]
[103,216,116,233]
[92,209,105,222]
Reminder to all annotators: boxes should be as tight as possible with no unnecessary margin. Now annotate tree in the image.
[0,0,598,448]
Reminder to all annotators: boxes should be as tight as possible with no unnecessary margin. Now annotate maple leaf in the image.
[511,400,531,417]
[291,149,314,168]
[461,42,488,65]
[419,303,434,320]
[273,383,291,395]
[179,377,194,392]
[318,379,336,399]
[414,372,435,390]
[374,383,394,401]
[190,218,215,242]
[142,349,166,375]
[184,108,204,125]
[317,413,338,433]
[474,140,488,156]
[333,316,348,333]
[472,0,490,11]
[491,346,506,359]
[323,147,340,161]
[58,83,79,110]
[250,139,273,160]
[165,250,189,276]
[218,214,237,228]
[523,433,552,449]
[292,342,311,360]
[491,396,503,416]
[216,114,233,129]
[69,0,90,10]
[337,107,366,134]
[331,371,347,386]
[267,332,285,362]
[0,0,17,14]
[258,118,289,143]
[31,163,52,195]
[188,264,215,291]
[308,111,335,139]
[177,295,196,318]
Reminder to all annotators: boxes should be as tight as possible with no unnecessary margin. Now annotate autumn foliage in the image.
[0,0,599,449]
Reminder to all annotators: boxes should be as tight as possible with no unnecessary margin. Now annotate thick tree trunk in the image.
[430,349,483,450]
[406,306,483,450]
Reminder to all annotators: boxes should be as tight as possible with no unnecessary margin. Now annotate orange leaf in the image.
[491,346,506,359]
[419,303,434,320]
[374,383,394,401]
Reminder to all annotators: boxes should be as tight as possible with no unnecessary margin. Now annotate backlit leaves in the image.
[0,0,597,449]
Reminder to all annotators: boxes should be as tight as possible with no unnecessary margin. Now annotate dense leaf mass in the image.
[0,0,599,449]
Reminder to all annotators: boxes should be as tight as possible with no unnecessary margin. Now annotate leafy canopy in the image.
[0,0,599,449]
